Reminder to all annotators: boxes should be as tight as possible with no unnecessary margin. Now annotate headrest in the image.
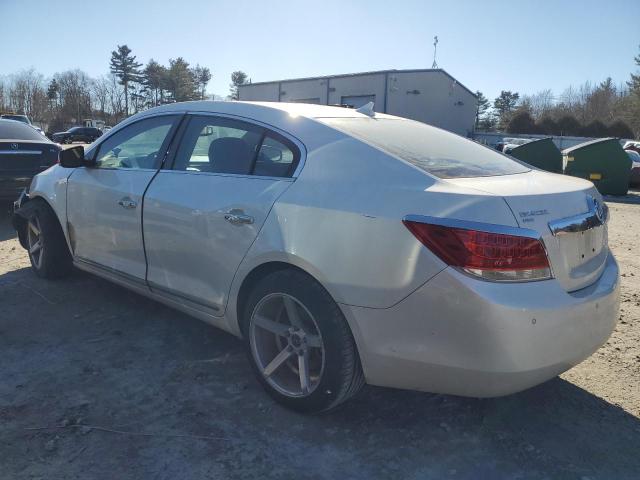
[208,137,253,174]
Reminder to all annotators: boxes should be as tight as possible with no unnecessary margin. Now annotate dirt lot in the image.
[1,197,639,480]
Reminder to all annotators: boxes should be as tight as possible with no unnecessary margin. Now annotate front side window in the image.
[172,115,299,177]
[94,116,177,169]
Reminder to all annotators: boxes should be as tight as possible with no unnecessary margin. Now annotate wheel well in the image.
[14,196,68,252]
[13,196,48,249]
[236,261,317,337]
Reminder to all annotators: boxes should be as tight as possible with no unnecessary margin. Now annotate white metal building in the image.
[238,69,478,136]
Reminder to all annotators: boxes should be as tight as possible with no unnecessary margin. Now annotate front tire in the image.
[242,269,365,413]
[26,201,73,279]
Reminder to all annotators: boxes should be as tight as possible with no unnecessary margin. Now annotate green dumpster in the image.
[562,138,632,195]
[508,138,563,173]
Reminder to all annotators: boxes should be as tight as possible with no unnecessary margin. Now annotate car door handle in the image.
[117,197,137,209]
[224,212,254,225]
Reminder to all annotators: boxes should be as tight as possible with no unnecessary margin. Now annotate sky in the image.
[1,0,639,103]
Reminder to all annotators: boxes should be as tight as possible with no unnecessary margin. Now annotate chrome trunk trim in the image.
[548,196,608,237]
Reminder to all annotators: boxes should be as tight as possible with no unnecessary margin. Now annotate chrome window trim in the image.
[155,169,294,182]
[180,110,307,178]
[86,109,307,178]
[403,214,542,239]
[548,197,608,237]
[0,150,42,155]
[77,167,159,173]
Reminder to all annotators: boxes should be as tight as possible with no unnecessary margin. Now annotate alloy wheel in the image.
[27,216,44,270]
[249,293,325,397]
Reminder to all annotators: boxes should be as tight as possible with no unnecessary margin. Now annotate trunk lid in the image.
[0,140,58,173]
[446,170,609,292]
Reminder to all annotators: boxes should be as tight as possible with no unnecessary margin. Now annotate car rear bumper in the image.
[0,176,31,201]
[341,251,620,397]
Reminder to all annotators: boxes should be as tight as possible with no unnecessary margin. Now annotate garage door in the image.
[341,95,376,109]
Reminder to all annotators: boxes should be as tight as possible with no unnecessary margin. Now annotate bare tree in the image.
[92,76,110,120]
[107,73,125,122]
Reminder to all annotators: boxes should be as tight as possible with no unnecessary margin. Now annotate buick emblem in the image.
[10,143,18,150]
[587,195,605,223]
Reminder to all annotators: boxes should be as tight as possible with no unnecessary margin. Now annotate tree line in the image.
[475,46,640,139]
[2,42,638,139]
[0,44,249,133]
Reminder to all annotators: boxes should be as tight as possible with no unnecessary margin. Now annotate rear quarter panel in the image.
[226,133,520,333]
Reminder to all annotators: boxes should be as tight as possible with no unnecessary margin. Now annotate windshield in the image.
[0,120,48,140]
[322,117,530,179]
[1,114,30,124]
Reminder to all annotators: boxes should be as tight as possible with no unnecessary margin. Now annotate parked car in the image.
[1,113,31,124]
[51,126,102,144]
[12,101,620,413]
[627,149,640,187]
[502,137,533,154]
[0,119,60,200]
[0,113,46,136]
[623,141,640,154]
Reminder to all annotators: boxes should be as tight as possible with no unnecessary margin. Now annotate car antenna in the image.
[356,102,375,117]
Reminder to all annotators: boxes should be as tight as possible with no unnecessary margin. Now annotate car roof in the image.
[117,101,400,149]
[136,100,396,121]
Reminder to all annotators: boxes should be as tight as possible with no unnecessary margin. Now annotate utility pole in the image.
[432,36,439,69]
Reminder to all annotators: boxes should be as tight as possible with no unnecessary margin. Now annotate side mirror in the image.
[59,146,95,168]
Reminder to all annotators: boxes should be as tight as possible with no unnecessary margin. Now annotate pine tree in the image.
[110,45,142,115]
[143,59,166,107]
[475,91,489,128]
[493,91,520,129]
[46,79,59,109]
[229,71,248,100]
[193,65,212,100]
[165,58,199,102]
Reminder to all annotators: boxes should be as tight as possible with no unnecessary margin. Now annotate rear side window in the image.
[253,134,297,177]
[172,115,299,177]
[322,118,530,179]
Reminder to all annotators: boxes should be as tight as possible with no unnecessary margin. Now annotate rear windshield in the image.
[322,117,530,178]
[1,114,29,124]
[0,120,47,141]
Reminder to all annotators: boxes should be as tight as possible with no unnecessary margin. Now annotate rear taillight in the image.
[403,219,551,282]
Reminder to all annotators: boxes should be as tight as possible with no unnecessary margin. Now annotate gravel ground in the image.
[0,197,639,480]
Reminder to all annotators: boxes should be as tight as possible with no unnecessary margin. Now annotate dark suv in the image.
[51,127,102,144]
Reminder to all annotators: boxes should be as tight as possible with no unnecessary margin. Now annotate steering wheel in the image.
[119,155,140,169]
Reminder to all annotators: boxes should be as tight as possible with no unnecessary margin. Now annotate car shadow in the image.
[1,265,638,479]
[604,188,640,205]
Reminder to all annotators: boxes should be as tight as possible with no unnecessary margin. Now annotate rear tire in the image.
[25,201,73,279]
[242,269,365,413]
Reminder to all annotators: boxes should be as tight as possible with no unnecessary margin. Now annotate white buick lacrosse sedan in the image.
[13,101,620,413]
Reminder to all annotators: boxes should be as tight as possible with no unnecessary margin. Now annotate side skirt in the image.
[73,258,235,336]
